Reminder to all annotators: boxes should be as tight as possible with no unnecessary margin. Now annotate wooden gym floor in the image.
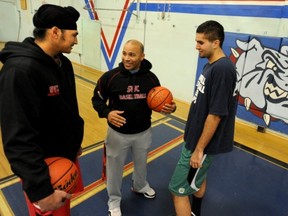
[0,41,287,182]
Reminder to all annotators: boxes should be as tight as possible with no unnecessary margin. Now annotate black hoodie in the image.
[0,37,84,202]
[92,59,160,134]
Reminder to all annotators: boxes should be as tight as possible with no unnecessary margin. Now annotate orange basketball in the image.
[45,157,79,194]
[147,86,173,112]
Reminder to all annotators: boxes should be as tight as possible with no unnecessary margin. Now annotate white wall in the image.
[1,0,288,103]
[0,0,101,70]
[0,0,20,41]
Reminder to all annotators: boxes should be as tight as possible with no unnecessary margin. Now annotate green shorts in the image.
[168,144,214,196]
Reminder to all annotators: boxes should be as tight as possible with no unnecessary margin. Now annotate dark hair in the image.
[33,28,66,39]
[125,40,144,53]
[33,28,47,39]
[196,20,225,47]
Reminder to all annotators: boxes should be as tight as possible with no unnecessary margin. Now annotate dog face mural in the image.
[233,38,288,126]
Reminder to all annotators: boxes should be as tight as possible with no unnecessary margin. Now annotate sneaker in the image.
[167,212,195,216]
[131,186,156,199]
[108,208,122,216]
[143,187,156,198]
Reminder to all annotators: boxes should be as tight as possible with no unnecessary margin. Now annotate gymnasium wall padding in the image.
[195,33,288,135]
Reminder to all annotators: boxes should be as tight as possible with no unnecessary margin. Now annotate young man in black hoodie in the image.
[92,39,176,216]
[0,4,84,216]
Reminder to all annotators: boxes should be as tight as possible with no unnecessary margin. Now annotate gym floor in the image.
[0,43,287,215]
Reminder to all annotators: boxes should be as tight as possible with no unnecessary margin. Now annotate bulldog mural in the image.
[232,37,288,130]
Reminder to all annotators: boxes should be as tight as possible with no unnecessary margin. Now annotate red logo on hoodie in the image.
[48,85,60,96]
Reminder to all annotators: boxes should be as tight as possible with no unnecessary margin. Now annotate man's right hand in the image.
[34,190,71,212]
[108,110,126,127]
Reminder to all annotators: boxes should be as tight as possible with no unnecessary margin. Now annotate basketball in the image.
[147,86,173,112]
[45,157,79,194]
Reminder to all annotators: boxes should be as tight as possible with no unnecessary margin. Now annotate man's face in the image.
[195,33,214,59]
[121,42,144,71]
[58,29,78,54]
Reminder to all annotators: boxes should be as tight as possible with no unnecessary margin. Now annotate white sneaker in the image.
[108,207,122,216]
[131,186,156,199]
[143,187,156,199]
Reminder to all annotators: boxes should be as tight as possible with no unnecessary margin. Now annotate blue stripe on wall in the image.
[141,3,287,19]
[99,2,288,70]
[101,7,133,70]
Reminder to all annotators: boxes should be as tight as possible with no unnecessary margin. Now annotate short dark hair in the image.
[33,28,47,39]
[196,20,225,47]
[33,28,66,40]
[125,40,144,53]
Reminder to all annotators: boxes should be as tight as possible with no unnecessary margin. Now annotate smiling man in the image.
[92,39,176,216]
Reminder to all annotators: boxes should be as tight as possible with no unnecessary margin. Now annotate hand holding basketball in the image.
[34,189,71,212]
[147,86,173,112]
[45,157,79,194]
